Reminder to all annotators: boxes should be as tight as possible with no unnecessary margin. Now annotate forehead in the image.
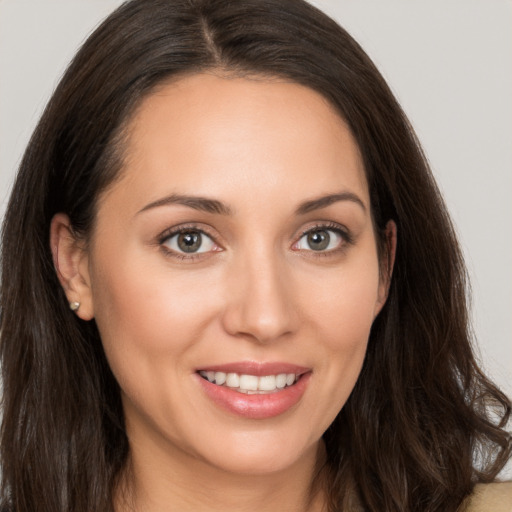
[101,73,369,215]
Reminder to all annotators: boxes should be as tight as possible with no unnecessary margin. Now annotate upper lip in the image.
[196,361,310,376]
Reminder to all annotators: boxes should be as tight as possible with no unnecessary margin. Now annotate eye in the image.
[162,229,216,254]
[295,227,345,252]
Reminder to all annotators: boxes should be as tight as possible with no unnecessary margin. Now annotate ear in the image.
[50,213,94,320]
[374,220,397,316]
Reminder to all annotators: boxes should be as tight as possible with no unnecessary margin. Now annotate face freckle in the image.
[84,73,391,479]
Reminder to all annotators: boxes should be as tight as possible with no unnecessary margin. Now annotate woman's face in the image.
[77,74,392,475]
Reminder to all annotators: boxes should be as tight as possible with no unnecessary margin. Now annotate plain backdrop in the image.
[1,0,511,475]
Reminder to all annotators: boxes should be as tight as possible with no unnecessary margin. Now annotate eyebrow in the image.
[137,191,366,217]
[295,192,367,215]
[138,194,233,216]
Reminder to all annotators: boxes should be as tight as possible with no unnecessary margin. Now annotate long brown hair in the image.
[1,1,510,511]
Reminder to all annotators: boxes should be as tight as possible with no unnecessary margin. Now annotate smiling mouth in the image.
[198,371,300,394]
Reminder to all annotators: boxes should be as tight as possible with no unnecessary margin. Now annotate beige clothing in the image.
[462,482,512,512]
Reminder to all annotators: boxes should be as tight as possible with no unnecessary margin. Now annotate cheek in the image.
[301,255,381,344]
[91,250,217,345]
[88,250,229,410]
[88,256,221,420]
[310,294,373,429]
[297,253,380,412]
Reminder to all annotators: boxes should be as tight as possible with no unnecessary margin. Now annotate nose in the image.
[221,250,299,344]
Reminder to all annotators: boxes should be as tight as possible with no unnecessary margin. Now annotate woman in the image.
[1,0,510,511]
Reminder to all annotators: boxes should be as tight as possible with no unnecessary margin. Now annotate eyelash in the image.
[157,224,219,261]
[295,222,354,256]
[157,222,353,261]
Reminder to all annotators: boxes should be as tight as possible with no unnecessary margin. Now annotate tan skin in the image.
[51,73,396,512]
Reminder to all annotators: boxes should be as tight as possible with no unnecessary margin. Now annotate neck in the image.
[115,436,328,512]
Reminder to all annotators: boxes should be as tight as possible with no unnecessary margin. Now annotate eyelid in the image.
[157,223,222,259]
[155,220,353,260]
[293,221,353,252]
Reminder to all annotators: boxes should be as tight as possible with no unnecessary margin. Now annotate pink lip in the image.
[195,362,312,420]
[196,361,310,376]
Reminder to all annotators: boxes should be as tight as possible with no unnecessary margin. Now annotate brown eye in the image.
[163,230,216,254]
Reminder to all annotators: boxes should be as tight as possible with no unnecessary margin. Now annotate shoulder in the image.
[461,482,512,512]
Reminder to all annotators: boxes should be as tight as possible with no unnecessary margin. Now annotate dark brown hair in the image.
[1,0,510,511]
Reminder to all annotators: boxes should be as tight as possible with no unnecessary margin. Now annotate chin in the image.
[183,424,322,477]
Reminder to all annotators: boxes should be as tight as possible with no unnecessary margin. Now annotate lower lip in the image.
[196,373,311,420]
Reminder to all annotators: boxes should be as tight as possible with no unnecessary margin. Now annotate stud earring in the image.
[69,301,81,312]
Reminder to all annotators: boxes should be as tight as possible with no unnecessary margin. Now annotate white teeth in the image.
[276,373,287,389]
[239,374,259,391]
[200,370,301,393]
[214,371,226,385]
[258,375,276,391]
[225,373,240,388]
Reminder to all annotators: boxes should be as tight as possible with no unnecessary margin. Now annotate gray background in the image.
[1,0,511,474]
